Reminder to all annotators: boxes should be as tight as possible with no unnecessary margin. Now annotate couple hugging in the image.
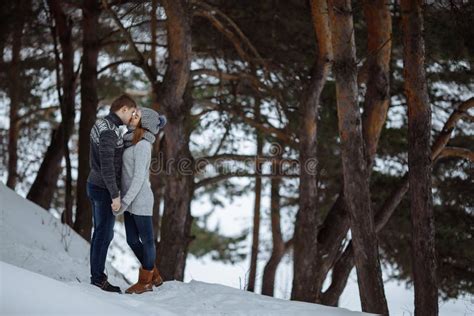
[86,94,167,294]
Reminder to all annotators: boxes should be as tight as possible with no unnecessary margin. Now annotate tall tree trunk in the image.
[319,98,473,305]
[28,0,76,212]
[314,0,392,297]
[320,241,354,306]
[150,0,158,67]
[328,0,388,313]
[361,0,392,169]
[155,0,193,280]
[261,154,284,296]
[27,126,66,209]
[247,96,263,292]
[401,0,438,315]
[155,85,194,281]
[314,191,349,295]
[6,0,28,190]
[151,134,165,242]
[50,0,75,226]
[291,0,332,303]
[73,0,100,240]
[149,0,164,244]
[100,0,194,281]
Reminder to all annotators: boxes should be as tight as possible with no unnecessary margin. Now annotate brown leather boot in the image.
[152,265,163,287]
[125,267,154,294]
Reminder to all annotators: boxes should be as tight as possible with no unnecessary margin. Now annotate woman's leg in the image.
[132,214,156,271]
[124,211,144,266]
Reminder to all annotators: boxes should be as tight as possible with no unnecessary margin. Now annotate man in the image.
[86,94,137,293]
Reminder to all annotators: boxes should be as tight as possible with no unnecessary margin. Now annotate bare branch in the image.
[431,97,474,159]
[191,68,282,100]
[197,100,297,147]
[98,58,140,74]
[16,106,60,123]
[195,154,299,167]
[191,0,267,71]
[438,147,474,162]
[194,172,298,189]
[101,0,157,82]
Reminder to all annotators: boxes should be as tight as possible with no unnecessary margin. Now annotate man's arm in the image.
[99,130,120,199]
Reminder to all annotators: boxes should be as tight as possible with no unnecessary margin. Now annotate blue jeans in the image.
[124,211,156,270]
[87,182,115,284]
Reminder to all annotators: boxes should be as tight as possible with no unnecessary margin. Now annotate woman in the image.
[114,106,167,294]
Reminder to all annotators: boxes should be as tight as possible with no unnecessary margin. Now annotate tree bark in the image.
[401,0,438,314]
[101,0,194,281]
[154,0,194,280]
[151,134,165,243]
[156,83,194,281]
[320,97,473,305]
[313,0,392,296]
[149,3,164,242]
[261,154,284,296]
[28,0,76,213]
[247,96,263,292]
[51,0,75,227]
[27,126,66,210]
[291,0,332,303]
[320,241,354,306]
[150,0,158,67]
[73,0,101,240]
[361,0,392,169]
[313,191,348,297]
[6,0,29,190]
[328,0,388,313]
[314,95,472,300]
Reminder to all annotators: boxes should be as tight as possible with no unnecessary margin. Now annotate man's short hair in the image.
[110,94,137,112]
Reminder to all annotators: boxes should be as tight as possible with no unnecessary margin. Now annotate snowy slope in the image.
[0,183,371,315]
[0,183,125,285]
[1,261,144,316]
[1,261,370,316]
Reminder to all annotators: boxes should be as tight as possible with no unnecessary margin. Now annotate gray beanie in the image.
[139,107,167,134]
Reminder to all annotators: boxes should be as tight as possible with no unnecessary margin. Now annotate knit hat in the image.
[139,107,167,135]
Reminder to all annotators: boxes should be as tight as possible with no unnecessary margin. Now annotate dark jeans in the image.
[87,181,115,284]
[124,211,156,271]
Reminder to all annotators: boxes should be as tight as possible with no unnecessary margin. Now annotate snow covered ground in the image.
[0,183,471,315]
[2,262,372,316]
[0,183,368,315]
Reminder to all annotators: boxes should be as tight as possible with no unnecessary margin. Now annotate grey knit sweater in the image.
[114,133,154,216]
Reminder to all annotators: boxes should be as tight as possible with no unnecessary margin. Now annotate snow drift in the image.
[0,183,370,315]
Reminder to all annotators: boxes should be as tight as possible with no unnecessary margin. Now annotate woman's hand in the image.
[112,201,128,216]
[111,197,121,211]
